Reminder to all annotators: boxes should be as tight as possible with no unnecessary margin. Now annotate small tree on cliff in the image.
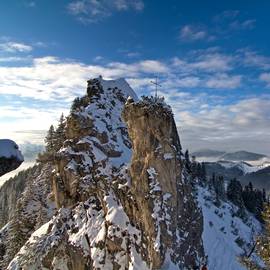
[54,113,66,151]
[200,162,207,182]
[44,125,55,153]
[184,150,191,172]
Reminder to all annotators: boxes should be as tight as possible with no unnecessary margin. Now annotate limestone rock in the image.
[122,96,204,268]
[1,78,204,270]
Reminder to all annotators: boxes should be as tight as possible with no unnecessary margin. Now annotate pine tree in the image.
[263,189,267,203]
[184,150,191,172]
[201,162,207,181]
[54,113,66,151]
[44,125,55,153]
[71,97,81,112]
[190,155,198,179]
[242,183,264,221]
[227,178,244,208]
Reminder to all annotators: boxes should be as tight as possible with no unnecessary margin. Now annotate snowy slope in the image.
[218,161,261,175]
[0,139,23,161]
[6,78,151,269]
[197,186,262,270]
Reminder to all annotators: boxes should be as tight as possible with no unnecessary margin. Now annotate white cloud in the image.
[259,73,270,87]
[205,73,242,89]
[0,57,170,101]
[213,10,239,21]
[0,42,32,53]
[179,25,208,41]
[242,50,270,70]
[230,19,256,30]
[67,0,144,23]
[175,98,270,155]
[0,53,269,156]
[172,52,233,73]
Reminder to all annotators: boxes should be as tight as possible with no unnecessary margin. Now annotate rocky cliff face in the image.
[122,97,204,268]
[1,78,204,270]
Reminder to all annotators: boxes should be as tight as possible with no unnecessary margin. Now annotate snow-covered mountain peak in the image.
[0,139,24,161]
[98,77,138,101]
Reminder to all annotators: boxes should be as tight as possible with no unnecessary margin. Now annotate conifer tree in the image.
[54,113,66,151]
[227,178,244,208]
[71,97,82,112]
[201,162,207,181]
[44,125,55,153]
[184,150,191,172]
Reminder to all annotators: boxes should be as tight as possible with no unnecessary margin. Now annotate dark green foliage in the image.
[40,113,66,162]
[201,162,207,181]
[54,113,66,151]
[71,97,84,112]
[44,125,55,153]
[242,183,264,221]
[227,178,245,208]
[211,174,226,205]
[184,150,191,172]
[190,156,198,179]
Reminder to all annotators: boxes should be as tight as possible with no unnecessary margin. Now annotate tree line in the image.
[37,113,66,162]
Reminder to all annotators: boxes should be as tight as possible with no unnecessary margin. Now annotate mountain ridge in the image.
[0,77,264,270]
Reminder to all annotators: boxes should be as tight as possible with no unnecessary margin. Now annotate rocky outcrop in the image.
[123,96,204,268]
[1,78,204,270]
[0,139,23,177]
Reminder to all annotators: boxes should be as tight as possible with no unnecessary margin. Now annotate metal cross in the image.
[150,76,161,100]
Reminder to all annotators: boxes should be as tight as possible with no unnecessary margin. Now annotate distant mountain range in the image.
[192,149,268,162]
[194,149,270,191]
[204,159,270,191]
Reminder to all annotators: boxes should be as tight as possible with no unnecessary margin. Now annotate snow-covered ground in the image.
[197,186,263,270]
[218,160,270,175]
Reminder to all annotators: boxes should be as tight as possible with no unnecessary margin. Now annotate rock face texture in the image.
[1,78,204,270]
[0,139,23,177]
[123,97,204,268]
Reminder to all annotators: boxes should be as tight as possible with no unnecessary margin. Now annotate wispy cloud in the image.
[229,19,256,30]
[67,0,144,23]
[259,73,270,87]
[0,52,269,154]
[179,25,210,42]
[241,49,270,70]
[174,97,270,154]
[0,42,32,53]
[172,52,233,73]
[205,73,241,89]
[24,1,36,8]
[213,10,239,22]
[180,10,256,43]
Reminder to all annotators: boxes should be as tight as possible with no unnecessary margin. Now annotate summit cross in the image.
[150,76,161,100]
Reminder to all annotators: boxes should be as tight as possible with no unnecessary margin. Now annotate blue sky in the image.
[0,0,270,154]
